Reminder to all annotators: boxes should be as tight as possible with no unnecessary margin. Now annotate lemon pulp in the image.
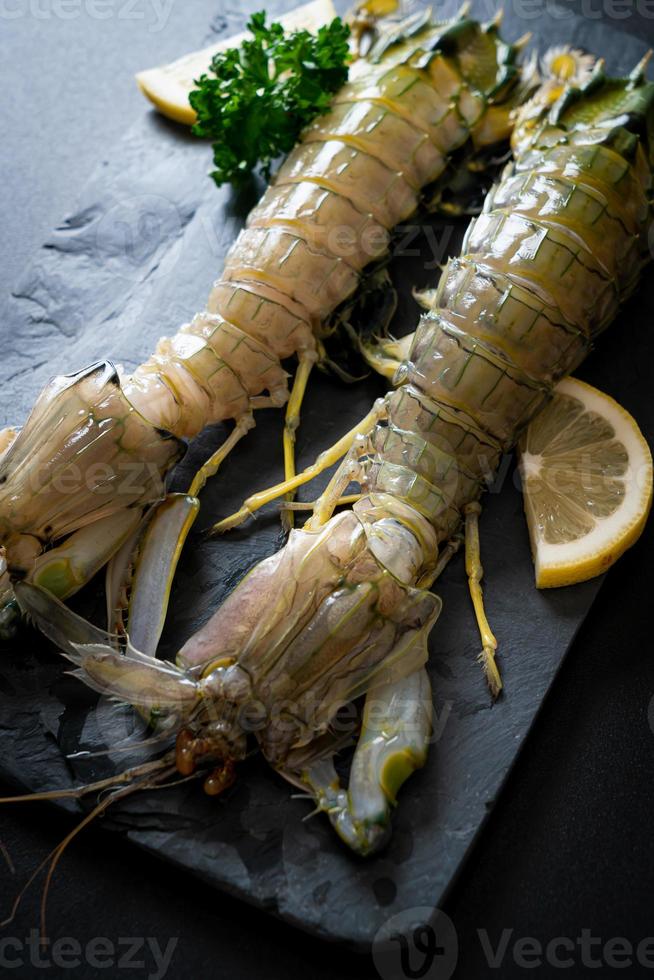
[518,377,652,588]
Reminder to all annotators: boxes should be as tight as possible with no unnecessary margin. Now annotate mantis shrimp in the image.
[0,7,532,639]
[11,52,653,862]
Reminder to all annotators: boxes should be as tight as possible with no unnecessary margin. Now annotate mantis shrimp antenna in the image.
[0,756,184,941]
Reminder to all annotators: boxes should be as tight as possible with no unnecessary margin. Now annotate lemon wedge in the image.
[136,0,337,125]
[518,377,652,588]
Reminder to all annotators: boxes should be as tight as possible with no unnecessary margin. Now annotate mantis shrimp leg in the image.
[212,398,387,533]
[282,351,319,530]
[463,501,500,697]
[187,413,256,498]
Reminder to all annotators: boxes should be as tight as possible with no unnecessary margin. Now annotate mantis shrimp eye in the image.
[175,729,214,775]
[175,729,199,776]
[175,727,242,791]
[203,760,237,797]
[542,46,595,83]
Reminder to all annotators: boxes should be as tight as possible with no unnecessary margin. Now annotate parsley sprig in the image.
[190,12,351,188]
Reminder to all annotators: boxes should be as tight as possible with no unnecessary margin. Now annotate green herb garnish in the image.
[190,11,351,188]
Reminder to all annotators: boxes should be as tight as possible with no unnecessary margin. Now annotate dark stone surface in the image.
[0,0,653,968]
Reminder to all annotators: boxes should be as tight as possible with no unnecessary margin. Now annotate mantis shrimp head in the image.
[14,581,251,798]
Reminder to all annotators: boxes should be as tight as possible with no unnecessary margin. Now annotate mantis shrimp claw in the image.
[288,667,433,856]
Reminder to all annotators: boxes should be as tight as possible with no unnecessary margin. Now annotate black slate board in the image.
[0,0,651,950]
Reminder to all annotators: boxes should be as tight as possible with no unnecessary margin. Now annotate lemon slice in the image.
[518,377,652,588]
[136,0,337,125]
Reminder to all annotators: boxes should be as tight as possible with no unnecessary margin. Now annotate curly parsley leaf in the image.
[189,11,351,188]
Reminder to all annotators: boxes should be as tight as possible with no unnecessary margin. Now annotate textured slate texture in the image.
[0,0,651,950]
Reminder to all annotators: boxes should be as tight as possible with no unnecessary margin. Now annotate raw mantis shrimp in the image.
[0,8,531,639]
[11,52,654,863]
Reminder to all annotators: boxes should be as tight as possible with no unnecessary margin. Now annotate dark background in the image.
[1,1,654,977]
